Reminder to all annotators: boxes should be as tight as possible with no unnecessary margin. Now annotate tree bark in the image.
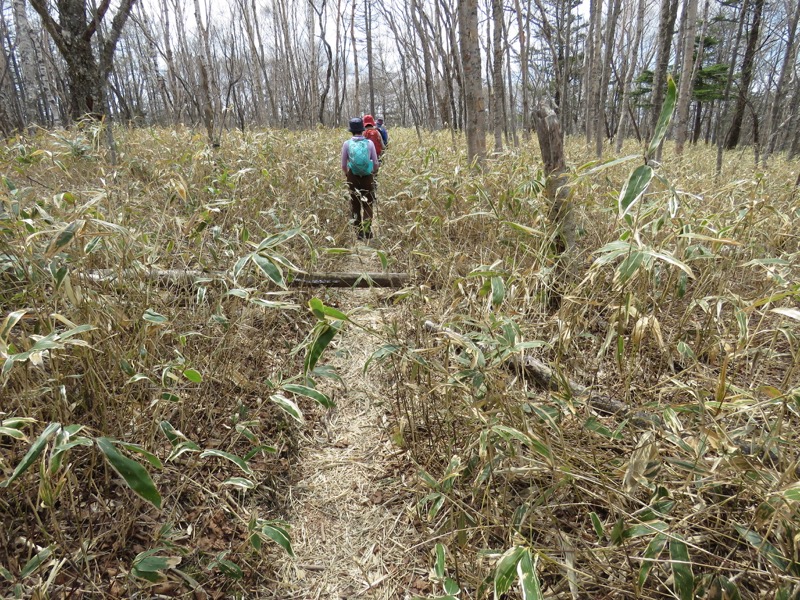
[491,0,504,152]
[674,0,699,155]
[615,0,645,152]
[458,0,486,166]
[650,0,680,141]
[724,0,765,150]
[533,102,574,252]
[29,0,138,121]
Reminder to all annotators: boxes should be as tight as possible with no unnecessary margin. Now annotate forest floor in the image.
[270,244,428,599]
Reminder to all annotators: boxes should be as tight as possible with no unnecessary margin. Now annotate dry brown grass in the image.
[1,122,799,598]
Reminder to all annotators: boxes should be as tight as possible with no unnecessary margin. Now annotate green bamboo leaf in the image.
[669,536,694,600]
[734,523,796,574]
[309,297,349,322]
[251,253,285,288]
[517,549,543,600]
[435,543,446,579]
[222,477,256,489]
[494,546,526,598]
[617,251,645,284]
[269,393,304,423]
[142,309,168,324]
[212,554,243,579]
[0,427,28,440]
[648,75,677,158]
[491,276,505,307]
[256,227,302,250]
[19,545,54,579]
[443,578,460,595]
[46,219,85,256]
[96,437,161,508]
[638,533,667,589]
[0,565,12,581]
[261,523,294,557]
[304,322,340,374]
[182,368,202,383]
[114,441,163,469]
[491,425,552,462]
[619,164,653,217]
[282,383,335,408]
[1,422,61,487]
[640,248,695,278]
[590,512,606,541]
[200,449,254,476]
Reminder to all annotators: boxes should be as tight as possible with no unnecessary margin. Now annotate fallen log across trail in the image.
[82,268,410,288]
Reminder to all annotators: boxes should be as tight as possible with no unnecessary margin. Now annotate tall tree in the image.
[29,0,138,120]
[491,0,504,152]
[724,0,764,149]
[650,0,680,143]
[615,0,646,152]
[762,0,799,161]
[458,0,486,165]
[674,0,699,155]
[12,0,43,128]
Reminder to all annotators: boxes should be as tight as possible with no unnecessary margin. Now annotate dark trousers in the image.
[347,172,375,239]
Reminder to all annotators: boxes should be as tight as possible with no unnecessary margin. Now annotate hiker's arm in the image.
[341,142,349,173]
[368,142,379,173]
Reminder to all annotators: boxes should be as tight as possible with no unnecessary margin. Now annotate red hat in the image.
[363,114,375,126]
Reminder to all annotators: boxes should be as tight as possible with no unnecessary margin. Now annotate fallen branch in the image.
[423,320,632,418]
[82,268,410,288]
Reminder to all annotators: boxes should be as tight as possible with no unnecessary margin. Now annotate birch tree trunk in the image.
[762,0,799,161]
[12,0,42,129]
[513,0,530,140]
[615,0,645,152]
[674,0,699,155]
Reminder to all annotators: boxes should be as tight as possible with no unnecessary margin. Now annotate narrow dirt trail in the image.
[271,246,426,600]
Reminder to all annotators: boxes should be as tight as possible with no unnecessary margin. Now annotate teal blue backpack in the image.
[348,139,373,176]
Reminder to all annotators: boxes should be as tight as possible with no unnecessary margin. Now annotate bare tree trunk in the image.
[12,0,42,129]
[513,0,530,140]
[596,0,621,157]
[365,0,375,115]
[350,0,359,115]
[534,103,574,252]
[650,0,679,142]
[458,0,486,166]
[674,0,699,155]
[762,1,799,161]
[491,0,503,152]
[615,0,645,152]
[724,0,765,150]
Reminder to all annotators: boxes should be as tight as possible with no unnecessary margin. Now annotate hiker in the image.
[342,117,379,240]
[362,114,384,162]
[376,117,389,148]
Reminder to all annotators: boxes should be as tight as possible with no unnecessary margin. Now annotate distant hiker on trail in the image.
[362,114,384,162]
[376,117,389,148]
[342,117,379,241]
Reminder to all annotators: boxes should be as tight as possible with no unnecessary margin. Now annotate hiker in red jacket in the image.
[341,117,379,240]
[362,114,384,163]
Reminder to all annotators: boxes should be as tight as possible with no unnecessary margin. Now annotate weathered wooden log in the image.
[291,273,409,288]
[423,320,633,419]
[82,268,409,289]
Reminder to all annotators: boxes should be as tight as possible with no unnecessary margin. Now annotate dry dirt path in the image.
[270,246,427,600]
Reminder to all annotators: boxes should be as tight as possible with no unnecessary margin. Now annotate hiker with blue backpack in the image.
[342,117,379,241]
[376,117,389,148]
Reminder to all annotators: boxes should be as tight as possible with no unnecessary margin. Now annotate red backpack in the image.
[364,128,384,156]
